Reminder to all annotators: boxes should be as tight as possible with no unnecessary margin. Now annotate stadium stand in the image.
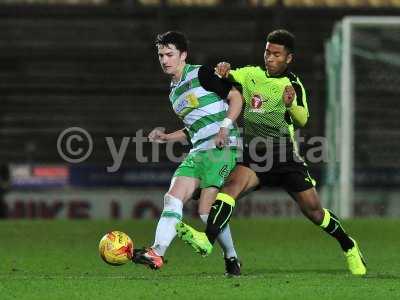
[0,5,398,167]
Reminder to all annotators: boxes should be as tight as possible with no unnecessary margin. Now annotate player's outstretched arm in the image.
[164,128,188,143]
[148,128,188,144]
[214,62,231,78]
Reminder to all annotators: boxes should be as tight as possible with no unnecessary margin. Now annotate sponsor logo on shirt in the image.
[250,94,265,113]
[174,98,187,114]
[174,93,199,116]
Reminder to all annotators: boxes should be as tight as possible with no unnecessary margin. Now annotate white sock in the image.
[200,214,238,259]
[151,193,183,256]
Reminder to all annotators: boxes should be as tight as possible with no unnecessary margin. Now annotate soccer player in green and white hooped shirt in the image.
[176,29,367,276]
[132,31,243,275]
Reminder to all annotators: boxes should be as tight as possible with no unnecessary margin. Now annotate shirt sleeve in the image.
[228,66,254,86]
[291,76,309,115]
[288,76,309,127]
[198,65,233,99]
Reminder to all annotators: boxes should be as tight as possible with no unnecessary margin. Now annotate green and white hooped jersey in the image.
[169,64,239,153]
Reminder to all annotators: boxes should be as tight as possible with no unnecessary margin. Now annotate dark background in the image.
[0,3,398,184]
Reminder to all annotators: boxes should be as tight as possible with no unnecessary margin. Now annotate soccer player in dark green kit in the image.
[176,29,367,276]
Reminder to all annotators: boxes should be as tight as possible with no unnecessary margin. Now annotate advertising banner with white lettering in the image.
[5,188,399,219]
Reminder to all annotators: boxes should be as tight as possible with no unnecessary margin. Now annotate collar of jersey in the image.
[170,64,190,89]
[265,67,290,79]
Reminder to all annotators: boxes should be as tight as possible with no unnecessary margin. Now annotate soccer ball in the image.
[99,231,134,266]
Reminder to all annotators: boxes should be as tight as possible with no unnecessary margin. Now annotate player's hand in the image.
[283,85,296,107]
[148,128,168,143]
[214,127,229,149]
[214,62,231,78]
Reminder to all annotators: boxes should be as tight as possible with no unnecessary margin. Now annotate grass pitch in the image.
[0,219,399,299]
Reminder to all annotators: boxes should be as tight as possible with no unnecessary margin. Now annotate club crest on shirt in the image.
[250,94,265,113]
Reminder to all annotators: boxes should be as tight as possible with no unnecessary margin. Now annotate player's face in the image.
[264,42,293,76]
[157,44,187,77]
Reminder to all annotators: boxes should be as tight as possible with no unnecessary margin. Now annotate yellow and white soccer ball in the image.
[99,231,134,266]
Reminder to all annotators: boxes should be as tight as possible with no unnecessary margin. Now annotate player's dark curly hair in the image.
[267,29,295,53]
[155,31,188,52]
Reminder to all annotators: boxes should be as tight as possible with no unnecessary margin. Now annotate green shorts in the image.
[173,148,237,189]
